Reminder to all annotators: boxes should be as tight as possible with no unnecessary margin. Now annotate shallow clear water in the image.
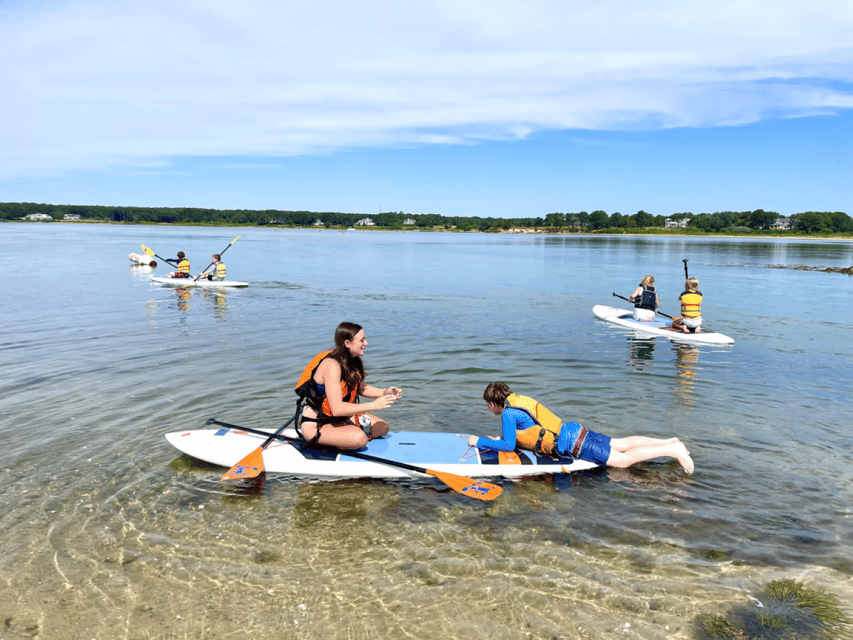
[1,222,852,639]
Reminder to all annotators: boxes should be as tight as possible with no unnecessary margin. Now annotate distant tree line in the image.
[2,202,850,235]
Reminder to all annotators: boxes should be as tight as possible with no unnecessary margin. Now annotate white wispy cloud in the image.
[1,0,851,179]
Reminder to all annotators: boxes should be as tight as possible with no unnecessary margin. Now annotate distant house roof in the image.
[355,217,375,226]
[22,213,53,221]
[665,217,689,228]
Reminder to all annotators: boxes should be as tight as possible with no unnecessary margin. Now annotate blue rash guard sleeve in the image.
[476,408,536,452]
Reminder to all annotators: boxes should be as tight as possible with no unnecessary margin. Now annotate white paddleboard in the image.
[593,305,734,345]
[151,275,248,288]
[165,427,600,479]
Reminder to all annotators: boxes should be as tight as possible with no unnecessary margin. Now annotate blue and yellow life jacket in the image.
[506,393,563,456]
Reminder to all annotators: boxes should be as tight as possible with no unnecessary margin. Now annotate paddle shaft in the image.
[612,292,673,320]
[209,418,459,475]
[193,235,242,284]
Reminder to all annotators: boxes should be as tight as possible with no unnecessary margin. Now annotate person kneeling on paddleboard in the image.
[671,277,703,333]
[467,382,694,474]
[167,251,191,278]
[628,275,659,322]
[200,254,226,281]
[294,322,403,450]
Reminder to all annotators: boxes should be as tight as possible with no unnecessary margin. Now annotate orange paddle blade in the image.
[498,451,522,465]
[221,447,264,481]
[426,470,502,501]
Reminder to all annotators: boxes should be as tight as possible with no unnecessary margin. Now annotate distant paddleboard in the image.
[151,275,248,288]
[593,305,734,345]
[129,252,156,267]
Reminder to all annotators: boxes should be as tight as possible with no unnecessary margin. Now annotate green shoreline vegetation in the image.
[2,202,851,238]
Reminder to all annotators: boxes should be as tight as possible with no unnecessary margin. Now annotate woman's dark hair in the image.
[483,381,512,406]
[330,322,366,390]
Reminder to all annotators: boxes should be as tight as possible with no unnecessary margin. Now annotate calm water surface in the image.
[1,222,852,639]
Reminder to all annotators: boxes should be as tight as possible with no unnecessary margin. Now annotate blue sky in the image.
[2,0,851,218]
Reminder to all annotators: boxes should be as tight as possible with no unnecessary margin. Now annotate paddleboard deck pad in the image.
[165,427,601,479]
[593,305,734,345]
[151,275,249,288]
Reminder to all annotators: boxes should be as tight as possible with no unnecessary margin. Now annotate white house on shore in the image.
[770,216,792,230]
[355,217,375,226]
[665,217,690,228]
[22,213,53,221]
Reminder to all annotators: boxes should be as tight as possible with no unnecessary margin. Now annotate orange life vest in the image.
[506,393,563,456]
[294,350,360,417]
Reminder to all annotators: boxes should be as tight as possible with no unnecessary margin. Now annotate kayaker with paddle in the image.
[628,275,659,322]
[295,322,403,450]
[199,253,226,281]
[467,382,694,474]
[167,251,191,278]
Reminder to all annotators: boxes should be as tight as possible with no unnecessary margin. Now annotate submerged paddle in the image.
[219,409,299,481]
[191,235,242,284]
[141,244,178,268]
[612,292,674,320]
[207,418,503,501]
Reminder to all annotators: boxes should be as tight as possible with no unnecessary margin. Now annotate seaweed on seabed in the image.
[697,579,851,640]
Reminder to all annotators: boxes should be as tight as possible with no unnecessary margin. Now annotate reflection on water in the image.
[627,336,656,364]
[673,342,699,404]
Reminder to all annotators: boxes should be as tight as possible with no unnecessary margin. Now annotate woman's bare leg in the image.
[300,421,369,450]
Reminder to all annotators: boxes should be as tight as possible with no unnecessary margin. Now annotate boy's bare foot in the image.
[674,441,694,474]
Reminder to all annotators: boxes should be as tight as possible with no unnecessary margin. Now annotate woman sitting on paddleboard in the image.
[295,322,403,450]
[467,382,694,474]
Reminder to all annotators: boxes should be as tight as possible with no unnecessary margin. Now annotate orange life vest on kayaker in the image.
[507,393,563,456]
[295,350,361,418]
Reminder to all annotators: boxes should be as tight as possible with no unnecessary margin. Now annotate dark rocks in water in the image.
[768,265,853,274]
